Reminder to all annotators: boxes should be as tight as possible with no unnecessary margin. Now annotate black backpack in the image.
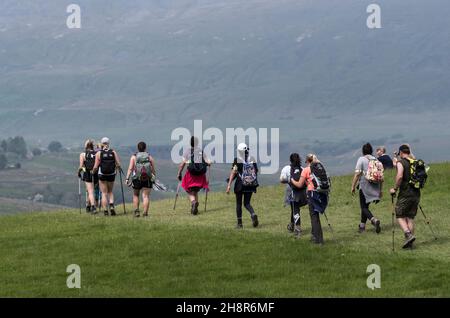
[407,158,428,189]
[290,165,308,207]
[187,148,208,176]
[310,162,331,193]
[100,149,116,175]
[84,150,96,171]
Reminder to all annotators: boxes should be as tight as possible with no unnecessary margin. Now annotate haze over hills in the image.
[0,0,450,166]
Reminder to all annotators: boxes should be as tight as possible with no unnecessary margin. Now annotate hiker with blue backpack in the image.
[280,153,308,237]
[226,143,259,229]
[176,136,210,215]
[351,143,383,234]
[125,141,156,218]
[290,154,330,244]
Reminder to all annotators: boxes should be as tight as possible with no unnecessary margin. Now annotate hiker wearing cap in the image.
[93,137,121,216]
[226,143,259,229]
[125,141,156,218]
[280,153,308,237]
[351,143,383,234]
[176,136,210,215]
[390,144,421,248]
[78,139,99,214]
[376,146,394,169]
[290,154,329,244]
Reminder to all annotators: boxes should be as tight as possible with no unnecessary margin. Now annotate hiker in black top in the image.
[226,143,259,229]
[78,139,98,214]
[281,153,307,237]
[93,137,122,216]
[125,141,156,218]
[376,146,394,169]
[390,144,421,249]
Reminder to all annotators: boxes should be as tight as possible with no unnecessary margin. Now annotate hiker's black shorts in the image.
[82,171,98,184]
[132,179,153,190]
[396,194,419,219]
[99,174,116,183]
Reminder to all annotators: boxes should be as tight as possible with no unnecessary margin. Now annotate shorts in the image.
[132,179,153,190]
[395,195,419,219]
[99,174,116,183]
[82,171,98,184]
[187,186,202,193]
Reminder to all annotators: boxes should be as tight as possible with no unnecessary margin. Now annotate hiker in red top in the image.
[177,136,210,215]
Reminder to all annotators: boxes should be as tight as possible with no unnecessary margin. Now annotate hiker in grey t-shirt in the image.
[351,143,383,234]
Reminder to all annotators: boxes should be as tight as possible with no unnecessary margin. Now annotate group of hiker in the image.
[77,137,428,249]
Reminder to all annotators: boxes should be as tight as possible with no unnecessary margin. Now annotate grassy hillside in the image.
[0,163,449,297]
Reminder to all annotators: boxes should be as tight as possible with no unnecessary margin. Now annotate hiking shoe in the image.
[104,210,109,216]
[190,202,196,215]
[236,223,243,229]
[294,226,302,238]
[193,202,199,215]
[86,205,91,213]
[372,219,381,234]
[90,206,97,215]
[143,212,148,217]
[134,209,140,218]
[402,233,416,249]
[358,224,366,233]
[110,209,116,216]
[251,214,259,228]
[287,222,295,233]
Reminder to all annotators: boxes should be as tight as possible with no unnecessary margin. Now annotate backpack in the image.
[289,166,308,207]
[407,158,428,189]
[365,156,384,184]
[187,148,208,176]
[239,160,259,187]
[99,149,116,175]
[84,150,96,171]
[133,152,153,182]
[310,162,331,193]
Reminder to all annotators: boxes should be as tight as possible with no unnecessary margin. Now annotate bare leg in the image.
[99,181,109,211]
[397,218,410,233]
[107,181,114,205]
[86,182,96,207]
[133,189,140,211]
[142,188,151,214]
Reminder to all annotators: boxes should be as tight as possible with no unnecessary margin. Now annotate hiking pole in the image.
[391,194,395,252]
[78,177,82,214]
[322,212,335,241]
[204,165,211,212]
[419,204,438,240]
[118,167,127,215]
[173,182,181,210]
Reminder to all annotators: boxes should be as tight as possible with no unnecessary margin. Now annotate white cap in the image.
[237,143,248,152]
[101,137,110,145]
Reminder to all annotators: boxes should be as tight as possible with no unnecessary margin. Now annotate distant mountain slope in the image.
[0,0,449,150]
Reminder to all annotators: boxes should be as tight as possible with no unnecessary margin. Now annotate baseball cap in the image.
[101,137,110,145]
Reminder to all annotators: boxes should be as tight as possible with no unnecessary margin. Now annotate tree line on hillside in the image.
[0,137,65,170]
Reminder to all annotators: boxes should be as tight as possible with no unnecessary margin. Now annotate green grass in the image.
[0,163,449,297]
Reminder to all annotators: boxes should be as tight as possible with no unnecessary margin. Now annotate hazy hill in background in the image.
[0,0,449,170]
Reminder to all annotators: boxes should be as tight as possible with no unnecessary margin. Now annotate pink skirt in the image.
[182,170,209,192]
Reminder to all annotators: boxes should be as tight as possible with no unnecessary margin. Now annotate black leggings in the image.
[359,190,374,223]
[235,192,255,220]
[290,201,301,226]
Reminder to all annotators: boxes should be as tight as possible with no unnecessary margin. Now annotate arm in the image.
[351,172,362,195]
[126,156,135,181]
[113,151,121,169]
[390,162,404,194]
[226,169,237,194]
[177,161,185,181]
[290,175,306,189]
[150,156,156,176]
[93,152,101,172]
[79,153,84,170]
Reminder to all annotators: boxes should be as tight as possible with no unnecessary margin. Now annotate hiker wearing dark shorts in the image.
[93,137,121,216]
[78,139,98,214]
[226,143,259,229]
[177,136,210,215]
[390,144,421,249]
[126,141,156,218]
[351,143,383,234]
